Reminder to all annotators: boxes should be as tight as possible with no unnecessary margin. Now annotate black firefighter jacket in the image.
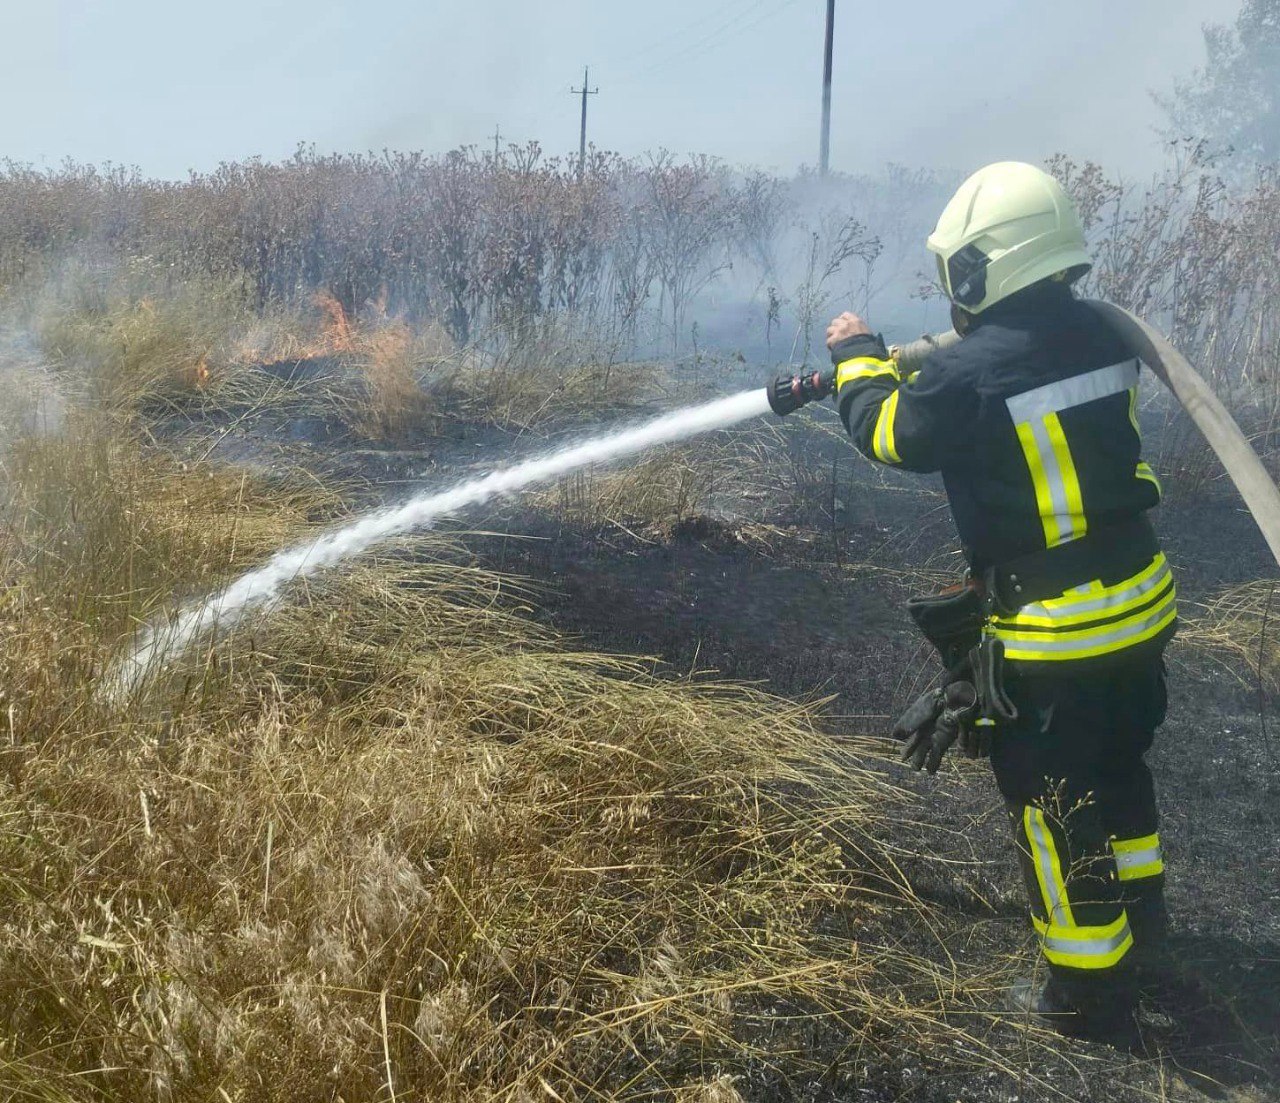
[829,281,1176,667]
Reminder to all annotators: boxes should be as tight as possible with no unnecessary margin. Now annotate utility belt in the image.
[980,516,1159,615]
[906,518,1166,733]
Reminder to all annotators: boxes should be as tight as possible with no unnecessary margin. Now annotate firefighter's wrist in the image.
[828,331,890,368]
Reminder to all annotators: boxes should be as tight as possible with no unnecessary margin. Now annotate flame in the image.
[314,290,353,354]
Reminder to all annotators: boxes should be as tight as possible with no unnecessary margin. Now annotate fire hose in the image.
[776,301,1280,571]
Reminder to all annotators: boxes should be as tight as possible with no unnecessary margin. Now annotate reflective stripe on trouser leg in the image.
[1021,805,1134,971]
[1111,832,1164,881]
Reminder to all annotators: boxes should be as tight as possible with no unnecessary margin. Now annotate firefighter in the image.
[771,161,1173,1043]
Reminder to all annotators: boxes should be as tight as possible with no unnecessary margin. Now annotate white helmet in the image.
[926,162,1091,315]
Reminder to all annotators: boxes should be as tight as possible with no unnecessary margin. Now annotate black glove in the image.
[767,368,834,416]
[893,680,978,774]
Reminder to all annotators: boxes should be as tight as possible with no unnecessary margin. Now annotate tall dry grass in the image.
[0,328,991,1101]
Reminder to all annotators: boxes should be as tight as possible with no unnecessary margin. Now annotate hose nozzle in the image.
[767,368,834,416]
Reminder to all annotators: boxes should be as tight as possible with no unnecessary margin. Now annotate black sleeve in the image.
[829,333,980,474]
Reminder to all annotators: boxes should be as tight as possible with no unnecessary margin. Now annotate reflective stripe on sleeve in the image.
[1136,461,1163,497]
[835,355,900,390]
[872,388,903,464]
[1111,833,1164,881]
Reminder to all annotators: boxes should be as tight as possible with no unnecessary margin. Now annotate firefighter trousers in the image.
[990,652,1168,1010]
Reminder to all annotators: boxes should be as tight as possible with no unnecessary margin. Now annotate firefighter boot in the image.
[1125,882,1172,995]
[1006,975,1140,1048]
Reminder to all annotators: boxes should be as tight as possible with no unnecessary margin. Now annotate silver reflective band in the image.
[1018,560,1173,620]
[1028,417,1082,541]
[1114,846,1162,873]
[1041,921,1133,960]
[1006,360,1140,423]
[1027,810,1070,925]
[995,600,1175,652]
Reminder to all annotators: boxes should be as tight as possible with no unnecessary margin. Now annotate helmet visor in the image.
[946,244,990,309]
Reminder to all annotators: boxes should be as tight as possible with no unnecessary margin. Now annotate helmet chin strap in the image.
[950,302,974,337]
[890,301,1280,572]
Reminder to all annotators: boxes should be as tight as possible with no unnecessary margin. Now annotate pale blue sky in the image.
[6,0,1231,179]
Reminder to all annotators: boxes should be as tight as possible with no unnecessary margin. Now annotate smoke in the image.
[0,332,65,447]
[110,388,772,693]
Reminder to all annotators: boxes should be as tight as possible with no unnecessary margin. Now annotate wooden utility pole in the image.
[490,124,502,158]
[570,67,599,177]
[819,0,835,176]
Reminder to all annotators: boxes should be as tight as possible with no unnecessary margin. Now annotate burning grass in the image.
[26,274,671,450]
[0,400,995,1101]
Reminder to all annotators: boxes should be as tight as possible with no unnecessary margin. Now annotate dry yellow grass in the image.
[0,381,978,1100]
[1175,579,1280,691]
[535,430,779,535]
[0,279,1090,1102]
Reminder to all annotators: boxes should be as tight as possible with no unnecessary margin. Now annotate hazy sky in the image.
[7,0,1233,179]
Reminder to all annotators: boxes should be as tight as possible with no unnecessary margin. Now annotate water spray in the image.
[111,387,772,692]
[114,298,1280,694]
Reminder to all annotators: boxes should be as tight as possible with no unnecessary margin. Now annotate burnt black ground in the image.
[183,390,1280,1103]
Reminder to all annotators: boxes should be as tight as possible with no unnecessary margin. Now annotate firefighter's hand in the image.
[826,311,872,349]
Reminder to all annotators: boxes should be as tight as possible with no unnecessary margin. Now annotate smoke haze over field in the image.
[10,0,1231,179]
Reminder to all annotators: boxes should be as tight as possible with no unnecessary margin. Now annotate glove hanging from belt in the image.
[893,679,980,774]
[896,577,1019,773]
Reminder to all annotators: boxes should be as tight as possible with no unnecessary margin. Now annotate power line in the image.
[617,0,751,67]
[616,0,798,85]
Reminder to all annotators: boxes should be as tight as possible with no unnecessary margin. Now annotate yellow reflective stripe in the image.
[1016,421,1058,546]
[1022,554,1166,615]
[1111,832,1160,854]
[1117,858,1164,881]
[1136,461,1162,497]
[992,556,1171,630]
[993,581,1177,642]
[1127,387,1141,436]
[1112,833,1164,881]
[1024,807,1075,928]
[995,592,1177,662]
[835,356,899,390]
[872,388,902,464]
[1031,912,1135,970]
[1044,412,1087,541]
